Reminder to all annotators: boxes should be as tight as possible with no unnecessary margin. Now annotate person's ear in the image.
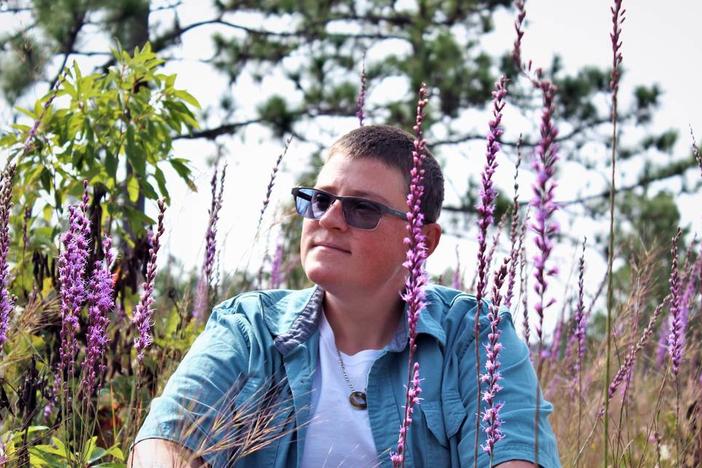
[422,223,442,257]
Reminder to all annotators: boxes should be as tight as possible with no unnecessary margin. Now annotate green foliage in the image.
[1,43,199,250]
[29,436,124,467]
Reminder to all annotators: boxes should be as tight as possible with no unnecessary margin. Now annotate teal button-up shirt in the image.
[135,285,561,467]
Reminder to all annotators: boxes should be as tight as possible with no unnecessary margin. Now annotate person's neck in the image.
[323,289,403,355]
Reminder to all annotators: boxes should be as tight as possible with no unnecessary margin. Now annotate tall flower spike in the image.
[193,164,227,319]
[519,215,530,346]
[391,83,429,468]
[609,0,625,108]
[485,214,507,280]
[680,253,702,332]
[356,56,367,126]
[504,139,522,309]
[473,75,508,459]
[512,0,527,70]
[81,236,115,396]
[530,80,560,350]
[269,237,284,289]
[572,239,587,377]
[56,182,91,389]
[133,200,166,362]
[599,296,669,417]
[257,137,291,233]
[530,79,559,467]
[691,129,702,177]
[666,228,684,375]
[481,257,510,457]
[452,245,462,290]
[0,164,17,348]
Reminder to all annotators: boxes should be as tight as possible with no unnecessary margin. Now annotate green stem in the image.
[473,301,482,468]
[603,51,618,468]
[635,370,668,468]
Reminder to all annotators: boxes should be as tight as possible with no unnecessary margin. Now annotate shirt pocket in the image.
[416,400,451,466]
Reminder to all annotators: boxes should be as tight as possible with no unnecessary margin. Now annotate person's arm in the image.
[132,297,265,467]
[128,439,206,468]
[496,461,536,468]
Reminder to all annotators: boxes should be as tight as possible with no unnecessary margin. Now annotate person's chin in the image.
[304,263,351,291]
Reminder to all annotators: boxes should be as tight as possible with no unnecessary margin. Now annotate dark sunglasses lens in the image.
[294,189,313,217]
[343,199,382,229]
[311,191,333,218]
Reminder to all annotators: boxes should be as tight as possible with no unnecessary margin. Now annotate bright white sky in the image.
[1,0,700,334]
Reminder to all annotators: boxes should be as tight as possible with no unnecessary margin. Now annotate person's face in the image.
[300,152,410,297]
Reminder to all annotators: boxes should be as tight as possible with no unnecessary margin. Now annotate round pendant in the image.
[349,391,368,410]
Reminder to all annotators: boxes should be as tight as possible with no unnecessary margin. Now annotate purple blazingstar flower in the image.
[530,79,560,351]
[133,200,166,362]
[601,296,669,416]
[193,164,227,319]
[666,228,684,375]
[81,236,115,396]
[391,82,429,468]
[473,76,509,458]
[504,142,523,310]
[0,165,17,348]
[480,257,510,456]
[356,57,367,127]
[571,239,587,377]
[56,181,91,390]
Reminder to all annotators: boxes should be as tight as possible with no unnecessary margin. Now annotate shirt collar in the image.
[270,286,446,356]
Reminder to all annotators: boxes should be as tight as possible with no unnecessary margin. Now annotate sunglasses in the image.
[291,187,407,230]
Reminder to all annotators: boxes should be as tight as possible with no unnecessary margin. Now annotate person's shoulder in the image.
[210,287,319,336]
[424,283,513,347]
[424,283,479,314]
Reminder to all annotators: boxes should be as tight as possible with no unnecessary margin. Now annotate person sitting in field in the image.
[129,125,561,467]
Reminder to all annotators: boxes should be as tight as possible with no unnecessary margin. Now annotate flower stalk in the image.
[133,199,166,362]
[603,2,625,462]
[391,82,429,468]
[193,164,227,319]
[57,182,92,391]
[473,76,508,464]
[0,164,16,349]
[356,56,367,127]
[81,236,115,397]
[481,257,510,460]
[504,139,523,310]
[529,77,560,466]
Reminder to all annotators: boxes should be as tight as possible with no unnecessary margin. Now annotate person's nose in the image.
[318,199,348,230]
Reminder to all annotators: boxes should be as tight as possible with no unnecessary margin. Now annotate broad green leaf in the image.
[141,179,159,200]
[174,89,201,109]
[40,168,52,194]
[125,126,146,175]
[105,151,118,179]
[104,445,125,461]
[127,175,139,203]
[153,166,170,202]
[169,158,192,180]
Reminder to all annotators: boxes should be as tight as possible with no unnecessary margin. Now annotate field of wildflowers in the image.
[1,0,701,467]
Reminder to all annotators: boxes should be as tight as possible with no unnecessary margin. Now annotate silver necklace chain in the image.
[336,348,365,393]
[336,347,369,410]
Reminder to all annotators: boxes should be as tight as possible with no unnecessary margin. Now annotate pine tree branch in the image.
[442,155,699,214]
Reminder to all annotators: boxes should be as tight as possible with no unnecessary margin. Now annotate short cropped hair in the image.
[327,125,444,223]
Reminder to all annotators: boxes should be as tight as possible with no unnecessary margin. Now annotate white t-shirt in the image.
[300,312,383,467]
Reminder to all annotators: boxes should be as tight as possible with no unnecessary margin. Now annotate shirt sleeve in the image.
[133,299,262,467]
[454,302,562,468]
